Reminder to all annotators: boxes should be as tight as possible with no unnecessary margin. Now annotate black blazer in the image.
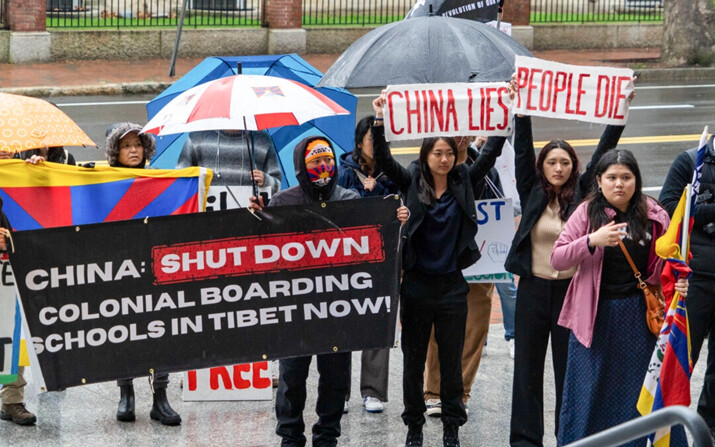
[371,125,505,271]
[504,116,625,278]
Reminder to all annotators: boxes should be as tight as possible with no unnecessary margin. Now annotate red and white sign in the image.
[513,56,634,125]
[183,362,273,401]
[383,82,513,142]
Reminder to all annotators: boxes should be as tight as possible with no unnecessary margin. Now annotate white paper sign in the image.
[384,82,513,142]
[486,20,512,35]
[205,185,272,211]
[182,362,273,401]
[0,260,18,379]
[513,56,634,125]
[462,198,515,281]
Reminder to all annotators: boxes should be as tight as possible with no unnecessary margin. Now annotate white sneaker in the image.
[425,399,442,417]
[363,396,384,413]
[343,401,349,414]
[509,339,515,359]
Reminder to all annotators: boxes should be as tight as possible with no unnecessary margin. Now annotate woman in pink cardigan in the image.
[550,149,689,446]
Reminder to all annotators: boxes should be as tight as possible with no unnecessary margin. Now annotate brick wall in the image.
[503,0,530,26]
[6,0,46,31]
[264,0,301,29]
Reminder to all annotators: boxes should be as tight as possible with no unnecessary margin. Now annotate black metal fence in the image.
[302,0,413,26]
[41,0,664,28]
[44,0,414,28]
[45,0,262,28]
[531,0,663,23]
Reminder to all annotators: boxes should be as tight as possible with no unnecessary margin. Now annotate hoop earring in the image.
[598,186,602,193]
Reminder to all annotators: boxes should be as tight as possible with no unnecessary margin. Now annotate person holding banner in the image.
[249,136,408,447]
[506,112,626,447]
[0,197,37,426]
[339,115,400,414]
[422,134,504,418]
[551,149,688,446]
[659,132,715,436]
[371,92,508,447]
[105,123,181,426]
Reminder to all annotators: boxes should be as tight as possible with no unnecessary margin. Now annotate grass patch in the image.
[530,11,663,23]
[46,12,405,29]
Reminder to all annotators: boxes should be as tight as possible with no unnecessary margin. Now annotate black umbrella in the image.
[317,15,532,89]
[405,0,498,22]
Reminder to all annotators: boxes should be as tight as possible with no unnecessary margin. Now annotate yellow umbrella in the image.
[0,92,96,153]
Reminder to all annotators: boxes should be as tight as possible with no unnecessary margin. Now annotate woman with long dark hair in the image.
[551,149,688,446]
[506,114,626,447]
[371,91,508,447]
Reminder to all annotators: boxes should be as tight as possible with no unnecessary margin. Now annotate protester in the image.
[506,113,626,447]
[0,151,37,427]
[176,129,281,198]
[105,122,181,426]
[249,135,407,446]
[552,149,688,446]
[423,135,503,418]
[338,115,398,198]
[338,115,399,414]
[659,131,715,436]
[372,91,508,447]
[19,147,76,165]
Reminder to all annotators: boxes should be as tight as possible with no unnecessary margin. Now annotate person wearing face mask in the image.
[249,136,409,447]
[506,113,627,447]
[104,123,181,426]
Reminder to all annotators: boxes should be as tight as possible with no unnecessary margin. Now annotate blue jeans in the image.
[495,275,517,341]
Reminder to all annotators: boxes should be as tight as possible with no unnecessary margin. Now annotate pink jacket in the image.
[551,197,670,348]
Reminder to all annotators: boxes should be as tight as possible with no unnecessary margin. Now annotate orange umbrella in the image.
[0,92,96,153]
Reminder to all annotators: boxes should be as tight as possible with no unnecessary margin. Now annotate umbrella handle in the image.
[243,117,259,199]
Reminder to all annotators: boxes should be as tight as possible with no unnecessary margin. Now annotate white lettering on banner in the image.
[25,260,142,291]
[383,82,513,142]
[462,198,515,280]
[513,55,634,125]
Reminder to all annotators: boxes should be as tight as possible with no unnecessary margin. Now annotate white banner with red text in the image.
[383,82,514,141]
[513,55,634,125]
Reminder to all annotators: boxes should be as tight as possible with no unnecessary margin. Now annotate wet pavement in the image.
[0,49,664,93]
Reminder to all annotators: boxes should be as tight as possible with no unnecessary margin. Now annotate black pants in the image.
[117,373,169,389]
[400,270,469,428]
[683,273,715,426]
[510,276,571,447]
[275,352,351,447]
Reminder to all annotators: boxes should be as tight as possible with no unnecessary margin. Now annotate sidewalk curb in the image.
[2,68,714,98]
[0,82,173,97]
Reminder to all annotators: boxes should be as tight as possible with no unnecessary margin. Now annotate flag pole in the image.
[682,125,710,260]
[681,183,692,260]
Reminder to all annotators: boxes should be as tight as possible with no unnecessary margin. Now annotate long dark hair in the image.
[586,149,649,243]
[352,115,374,165]
[536,140,580,220]
[417,137,458,205]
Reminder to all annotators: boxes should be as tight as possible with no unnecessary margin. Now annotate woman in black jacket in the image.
[371,93,507,447]
[506,114,625,447]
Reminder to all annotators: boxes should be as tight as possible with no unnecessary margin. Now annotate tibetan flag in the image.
[0,160,212,385]
[0,160,212,230]
[637,127,708,447]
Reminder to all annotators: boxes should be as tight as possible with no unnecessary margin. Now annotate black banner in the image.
[406,0,499,22]
[9,197,402,391]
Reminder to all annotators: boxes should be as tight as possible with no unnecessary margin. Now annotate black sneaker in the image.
[443,422,460,447]
[406,425,423,446]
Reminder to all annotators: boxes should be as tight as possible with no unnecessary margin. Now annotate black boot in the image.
[443,422,460,447]
[116,385,135,422]
[150,387,181,426]
[405,425,423,446]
